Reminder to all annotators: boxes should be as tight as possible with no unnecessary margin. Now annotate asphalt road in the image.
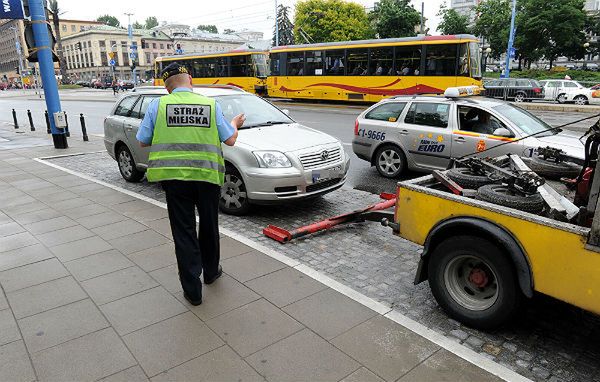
[1,89,598,196]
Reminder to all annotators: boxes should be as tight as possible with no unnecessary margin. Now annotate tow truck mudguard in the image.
[414,217,534,298]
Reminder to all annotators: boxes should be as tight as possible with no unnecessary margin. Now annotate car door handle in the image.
[125,124,134,130]
[399,129,409,135]
[454,136,466,143]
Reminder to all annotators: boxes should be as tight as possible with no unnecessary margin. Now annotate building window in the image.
[121,41,127,48]
[145,52,151,65]
[152,43,157,49]
[122,52,128,66]
[71,25,76,32]
[159,43,164,49]
[99,40,105,48]
[110,41,116,49]
[62,25,67,32]
[80,25,84,31]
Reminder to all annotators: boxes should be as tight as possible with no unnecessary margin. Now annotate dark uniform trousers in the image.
[161,180,220,300]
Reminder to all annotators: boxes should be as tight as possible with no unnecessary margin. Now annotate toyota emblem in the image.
[321,150,329,160]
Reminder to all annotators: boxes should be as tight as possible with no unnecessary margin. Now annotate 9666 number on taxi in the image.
[357,129,386,141]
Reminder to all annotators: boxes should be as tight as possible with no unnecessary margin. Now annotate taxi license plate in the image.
[312,165,342,183]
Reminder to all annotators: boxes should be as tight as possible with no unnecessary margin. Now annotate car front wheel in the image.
[116,145,144,182]
[574,95,588,105]
[375,145,405,178]
[219,166,251,215]
[514,92,526,102]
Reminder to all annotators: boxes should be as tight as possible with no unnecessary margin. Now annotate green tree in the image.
[96,14,120,28]
[437,4,470,35]
[273,4,294,46]
[197,24,218,33]
[369,0,421,38]
[132,21,144,29]
[49,0,67,81]
[472,0,510,60]
[145,16,158,29]
[294,0,373,43]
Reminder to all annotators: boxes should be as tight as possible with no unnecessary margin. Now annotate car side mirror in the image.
[493,127,513,137]
[282,109,290,116]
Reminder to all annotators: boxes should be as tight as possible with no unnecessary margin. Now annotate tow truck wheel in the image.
[447,168,493,189]
[428,235,522,329]
[375,145,405,178]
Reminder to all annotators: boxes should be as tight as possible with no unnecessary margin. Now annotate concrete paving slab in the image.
[100,286,187,335]
[31,327,137,382]
[180,274,260,321]
[87,190,137,206]
[332,316,440,382]
[142,217,172,240]
[75,211,129,229]
[81,266,158,305]
[18,299,109,353]
[1,200,48,217]
[37,225,95,247]
[46,196,90,210]
[67,182,109,195]
[108,230,171,255]
[123,207,168,223]
[152,345,263,382]
[49,235,112,262]
[11,208,61,225]
[0,232,38,253]
[127,243,176,272]
[7,276,87,319]
[397,349,503,382]
[341,367,385,382]
[0,194,37,209]
[283,288,377,340]
[245,267,327,308]
[64,249,134,281]
[61,203,111,219]
[110,199,157,214]
[222,250,287,283]
[0,291,7,310]
[246,329,360,382]
[39,190,79,203]
[149,264,181,293]
[0,243,54,272]
[0,221,25,237]
[91,219,149,241]
[25,186,66,198]
[0,308,21,346]
[23,216,77,235]
[0,258,69,292]
[207,298,303,357]
[123,312,223,377]
[99,365,148,382]
[219,237,255,259]
[0,340,36,382]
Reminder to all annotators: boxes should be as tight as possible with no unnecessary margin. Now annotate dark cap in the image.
[160,62,189,82]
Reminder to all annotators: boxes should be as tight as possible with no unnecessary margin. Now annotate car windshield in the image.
[214,94,293,128]
[492,103,555,136]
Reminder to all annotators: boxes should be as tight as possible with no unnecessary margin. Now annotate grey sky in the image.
[55,0,445,38]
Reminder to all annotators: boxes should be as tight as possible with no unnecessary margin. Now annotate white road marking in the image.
[35,154,531,382]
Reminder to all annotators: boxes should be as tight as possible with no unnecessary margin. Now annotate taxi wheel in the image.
[219,166,251,216]
[428,235,522,329]
[116,145,144,182]
[375,145,405,178]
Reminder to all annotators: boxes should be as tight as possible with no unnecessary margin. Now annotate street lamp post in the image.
[584,42,590,69]
[9,26,23,86]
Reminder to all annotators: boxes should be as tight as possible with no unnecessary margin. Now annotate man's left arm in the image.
[137,98,160,147]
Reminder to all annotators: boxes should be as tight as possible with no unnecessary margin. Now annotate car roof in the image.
[130,85,247,97]
[383,95,506,108]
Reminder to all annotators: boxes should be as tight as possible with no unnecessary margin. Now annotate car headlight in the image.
[253,151,292,168]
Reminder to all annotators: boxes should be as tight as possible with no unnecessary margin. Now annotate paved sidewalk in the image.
[0,131,513,381]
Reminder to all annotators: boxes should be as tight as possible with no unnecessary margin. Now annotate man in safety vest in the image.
[137,63,245,305]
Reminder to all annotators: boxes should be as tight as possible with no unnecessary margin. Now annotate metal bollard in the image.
[27,109,35,131]
[79,113,89,141]
[44,110,51,134]
[12,109,18,129]
[64,111,70,137]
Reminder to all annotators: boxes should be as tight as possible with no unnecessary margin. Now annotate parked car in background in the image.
[483,78,544,102]
[121,80,135,90]
[75,80,90,87]
[586,63,599,71]
[0,82,8,91]
[92,79,112,89]
[539,79,599,105]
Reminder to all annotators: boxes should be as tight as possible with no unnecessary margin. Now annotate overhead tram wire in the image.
[174,1,273,23]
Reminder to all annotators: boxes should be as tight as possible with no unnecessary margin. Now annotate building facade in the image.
[0,20,27,81]
[450,0,480,19]
[153,23,247,55]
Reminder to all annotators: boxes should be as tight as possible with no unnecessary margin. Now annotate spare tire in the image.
[524,156,582,179]
[477,184,544,213]
[447,167,494,189]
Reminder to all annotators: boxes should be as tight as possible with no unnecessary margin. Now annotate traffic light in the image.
[131,60,137,71]
[176,44,181,50]
[15,66,20,75]
[31,67,36,75]
[76,42,81,50]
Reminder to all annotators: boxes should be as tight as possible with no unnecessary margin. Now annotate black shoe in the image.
[183,292,202,306]
[204,265,223,285]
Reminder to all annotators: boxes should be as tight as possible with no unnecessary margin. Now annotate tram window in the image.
[305,50,324,75]
[287,52,305,76]
[324,49,345,75]
[369,48,393,76]
[424,44,458,76]
[458,43,469,76]
[270,53,281,76]
[230,55,249,77]
[193,58,217,78]
[216,57,227,77]
[347,49,368,76]
[395,45,421,76]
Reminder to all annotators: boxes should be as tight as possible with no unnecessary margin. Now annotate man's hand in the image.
[231,113,246,129]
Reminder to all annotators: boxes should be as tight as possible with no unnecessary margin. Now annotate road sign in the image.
[130,44,137,51]
[129,52,137,59]
[509,47,517,59]
[175,49,183,55]
[0,0,25,19]
[109,59,116,66]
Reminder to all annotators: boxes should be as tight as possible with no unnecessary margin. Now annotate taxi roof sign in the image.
[444,86,481,98]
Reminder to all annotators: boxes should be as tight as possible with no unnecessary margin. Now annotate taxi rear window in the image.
[365,102,407,122]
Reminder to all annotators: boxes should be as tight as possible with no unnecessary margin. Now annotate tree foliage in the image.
[273,4,294,46]
[294,0,373,43]
[472,0,510,60]
[437,5,470,35]
[49,0,67,80]
[369,0,421,38]
[145,16,159,29]
[197,24,218,33]
[132,21,144,29]
[97,14,120,28]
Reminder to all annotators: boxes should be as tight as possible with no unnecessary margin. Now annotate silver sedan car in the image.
[104,86,350,215]
[352,92,584,178]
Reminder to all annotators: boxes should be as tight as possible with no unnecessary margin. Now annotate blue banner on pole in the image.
[1,0,25,19]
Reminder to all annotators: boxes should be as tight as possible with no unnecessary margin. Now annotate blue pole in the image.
[503,0,517,78]
[29,0,67,148]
